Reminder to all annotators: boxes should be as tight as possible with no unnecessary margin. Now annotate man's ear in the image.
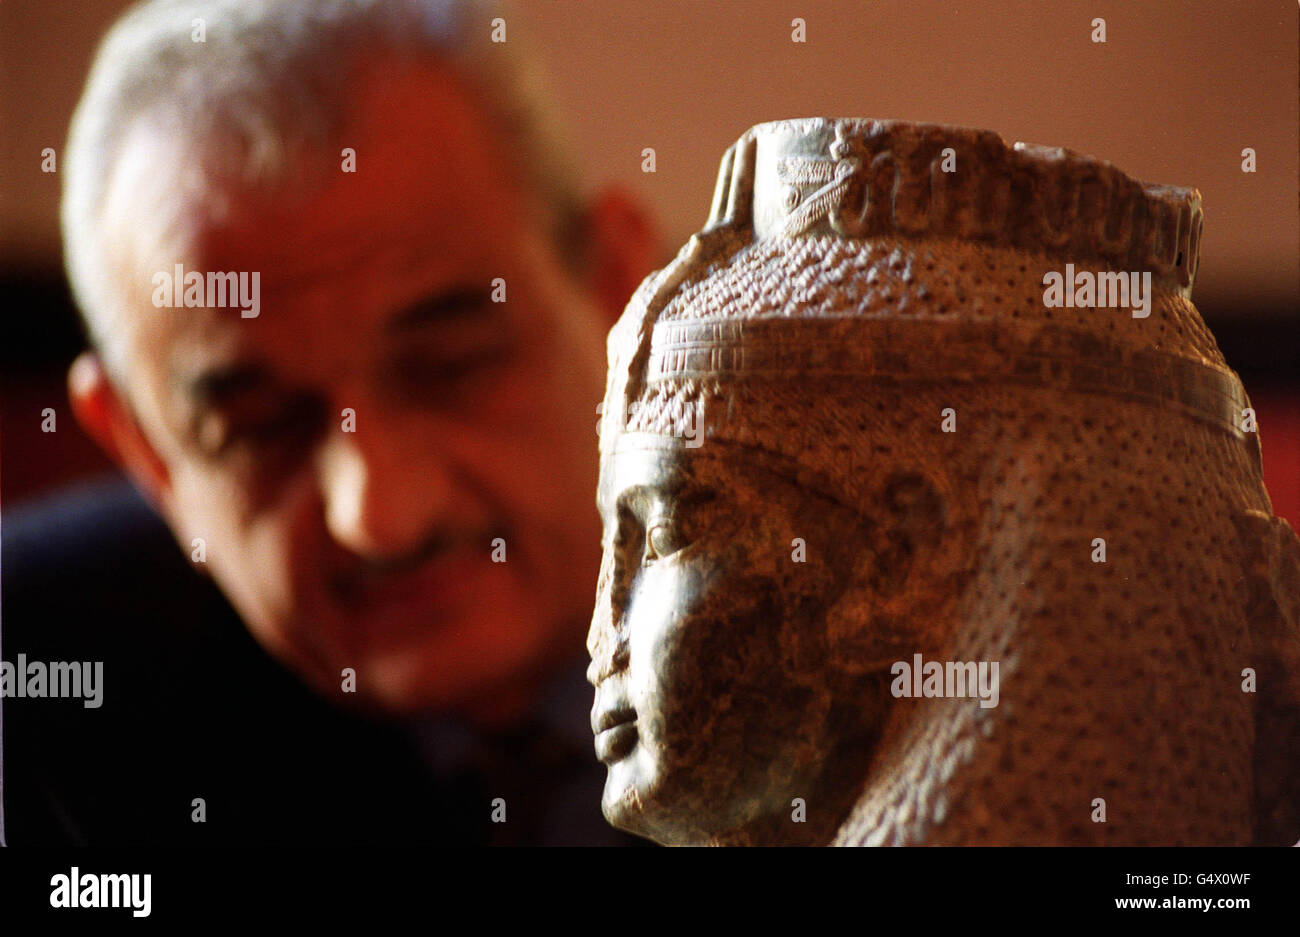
[68,350,172,510]
[580,184,660,324]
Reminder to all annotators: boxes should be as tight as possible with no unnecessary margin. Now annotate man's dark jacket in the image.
[1,476,634,846]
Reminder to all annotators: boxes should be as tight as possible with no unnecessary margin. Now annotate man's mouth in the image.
[330,534,507,644]
[334,528,503,606]
[360,549,474,602]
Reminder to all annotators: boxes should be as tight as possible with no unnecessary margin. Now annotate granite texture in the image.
[587,118,1300,846]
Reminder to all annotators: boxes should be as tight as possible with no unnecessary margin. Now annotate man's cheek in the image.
[169,477,241,579]
[195,473,309,634]
[478,352,562,434]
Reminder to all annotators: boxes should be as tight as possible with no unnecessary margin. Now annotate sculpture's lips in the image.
[592,703,638,764]
[592,704,636,735]
[594,722,638,764]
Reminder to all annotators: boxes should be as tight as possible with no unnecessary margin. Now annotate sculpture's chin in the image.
[599,751,686,844]
[603,762,726,846]
[600,756,646,832]
[600,794,638,837]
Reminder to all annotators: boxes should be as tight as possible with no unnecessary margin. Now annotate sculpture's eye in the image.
[642,520,679,566]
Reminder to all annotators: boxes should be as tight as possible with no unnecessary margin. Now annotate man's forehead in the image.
[107,56,528,264]
[164,318,253,382]
[106,64,534,385]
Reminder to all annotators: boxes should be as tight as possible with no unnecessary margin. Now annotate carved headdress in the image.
[596,119,1300,845]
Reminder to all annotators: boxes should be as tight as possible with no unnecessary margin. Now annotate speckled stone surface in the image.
[587,119,1300,846]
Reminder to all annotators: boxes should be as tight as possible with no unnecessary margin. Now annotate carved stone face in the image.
[588,440,893,844]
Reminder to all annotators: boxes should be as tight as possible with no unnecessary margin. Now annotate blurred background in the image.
[2,0,1297,517]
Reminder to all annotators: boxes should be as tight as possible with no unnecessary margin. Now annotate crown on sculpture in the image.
[600,118,1253,466]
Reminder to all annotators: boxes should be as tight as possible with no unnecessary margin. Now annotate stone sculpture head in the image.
[588,118,1300,846]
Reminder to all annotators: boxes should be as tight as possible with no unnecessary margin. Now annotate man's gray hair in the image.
[62,0,582,374]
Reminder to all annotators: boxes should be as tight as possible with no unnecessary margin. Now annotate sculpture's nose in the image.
[586,634,630,688]
[587,547,632,686]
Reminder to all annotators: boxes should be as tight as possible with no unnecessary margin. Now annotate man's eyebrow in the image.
[180,362,276,402]
[386,284,495,333]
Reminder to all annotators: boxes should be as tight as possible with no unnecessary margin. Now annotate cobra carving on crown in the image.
[587,118,1300,846]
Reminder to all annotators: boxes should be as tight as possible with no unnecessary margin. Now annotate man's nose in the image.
[314,405,451,559]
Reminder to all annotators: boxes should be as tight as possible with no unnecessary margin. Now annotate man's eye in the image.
[391,343,515,397]
[253,399,327,442]
[200,397,326,456]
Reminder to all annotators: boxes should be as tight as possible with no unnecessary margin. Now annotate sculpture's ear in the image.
[865,472,947,598]
[822,472,951,675]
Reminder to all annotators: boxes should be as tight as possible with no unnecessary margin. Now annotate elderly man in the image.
[3,0,655,844]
